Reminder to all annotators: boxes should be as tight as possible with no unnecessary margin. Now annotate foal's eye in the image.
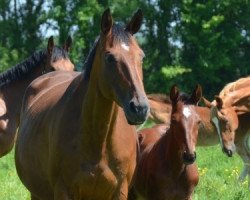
[105,53,116,63]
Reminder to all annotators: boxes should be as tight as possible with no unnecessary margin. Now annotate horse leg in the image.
[235,134,250,182]
[112,180,129,200]
[31,194,40,200]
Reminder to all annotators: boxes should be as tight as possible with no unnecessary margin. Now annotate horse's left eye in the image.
[105,53,116,63]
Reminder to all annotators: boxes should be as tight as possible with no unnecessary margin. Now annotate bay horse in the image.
[0,36,74,158]
[147,94,171,124]
[15,8,149,200]
[132,85,202,200]
[146,94,236,156]
[204,80,250,188]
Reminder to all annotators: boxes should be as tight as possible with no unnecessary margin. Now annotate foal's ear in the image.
[126,9,143,35]
[47,36,54,55]
[64,36,72,52]
[190,84,202,105]
[170,85,179,104]
[215,96,223,109]
[101,8,113,35]
[202,97,212,108]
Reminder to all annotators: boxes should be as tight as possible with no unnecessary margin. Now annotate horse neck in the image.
[150,127,184,172]
[79,48,121,157]
[1,68,42,117]
[196,107,216,134]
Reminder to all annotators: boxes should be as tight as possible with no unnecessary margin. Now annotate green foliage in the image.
[161,65,192,79]
[0,0,250,97]
[0,46,19,72]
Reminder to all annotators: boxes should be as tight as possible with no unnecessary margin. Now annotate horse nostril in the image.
[129,101,138,113]
[223,147,233,157]
[183,151,196,164]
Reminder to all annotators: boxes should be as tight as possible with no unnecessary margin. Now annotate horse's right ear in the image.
[202,97,212,108]
[64,36,72,52]
[101,8,113,35]
[215,95,223,109]
[47,36,54,55]
[170,85,179,104]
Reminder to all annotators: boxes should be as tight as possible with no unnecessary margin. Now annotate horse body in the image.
[147,94,171,124]
[133,86,202,200]
[235,113,250,183]
[0,37,74,157]
[16,9,149,200]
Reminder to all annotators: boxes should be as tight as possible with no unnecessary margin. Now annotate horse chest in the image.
[72,162,119,199]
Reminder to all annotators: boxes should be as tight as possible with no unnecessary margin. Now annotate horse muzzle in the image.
[183,151,197,165]
[222,147,234,157]
[125,99,149,125]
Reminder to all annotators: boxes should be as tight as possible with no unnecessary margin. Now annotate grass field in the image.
[0,146,249,200]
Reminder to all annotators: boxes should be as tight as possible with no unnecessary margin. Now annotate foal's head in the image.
[44,36,74,73]
[170,85,202,165]
[209,97,238,157]
[97,9,149,125]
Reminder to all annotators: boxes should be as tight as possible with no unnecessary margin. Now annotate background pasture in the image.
[1,141,250,199]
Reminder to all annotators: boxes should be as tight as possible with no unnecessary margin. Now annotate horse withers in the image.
[15,9,149,200]
[132,85,202,200]
[0,36,74,157]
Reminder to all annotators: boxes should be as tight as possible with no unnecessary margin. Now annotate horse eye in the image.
[105,53,116,63]
[49,67,55,72]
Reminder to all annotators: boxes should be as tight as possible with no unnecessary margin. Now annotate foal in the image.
[133,85,202,200]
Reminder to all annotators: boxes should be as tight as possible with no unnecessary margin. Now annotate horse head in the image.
[203,96,238,157]
[96,8,149,125]
[44,36,74,73]
[170,85,202,165]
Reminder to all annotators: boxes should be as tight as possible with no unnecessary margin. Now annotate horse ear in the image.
[47,36,54,55]
[170,85,179,104]
[64,36,72,52]
[190,84,202,105]
[126,9,143,35]
[210,106,220,133]
[215,96,223,109]
[101,8,113,35]
[202,97,212,108]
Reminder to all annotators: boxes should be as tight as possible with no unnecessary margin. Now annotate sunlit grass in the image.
[0,140,250,199]
[0,149,29,200]
[194,145,250,200]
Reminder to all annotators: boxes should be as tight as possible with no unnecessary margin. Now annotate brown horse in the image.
[15,8,149,200]
[132,85,201,200]
[0,36,74,158]
[204,81,250,188]
[147,94,171,124]
[147,93,236,156]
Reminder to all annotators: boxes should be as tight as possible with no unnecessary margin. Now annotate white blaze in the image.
[121,43,130,51]
[183,107,191,118]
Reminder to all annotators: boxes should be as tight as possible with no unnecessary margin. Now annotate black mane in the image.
[0,46,69,88]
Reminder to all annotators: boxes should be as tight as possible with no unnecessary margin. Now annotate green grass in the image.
[1,145,250,199]
[0,149,29,200]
